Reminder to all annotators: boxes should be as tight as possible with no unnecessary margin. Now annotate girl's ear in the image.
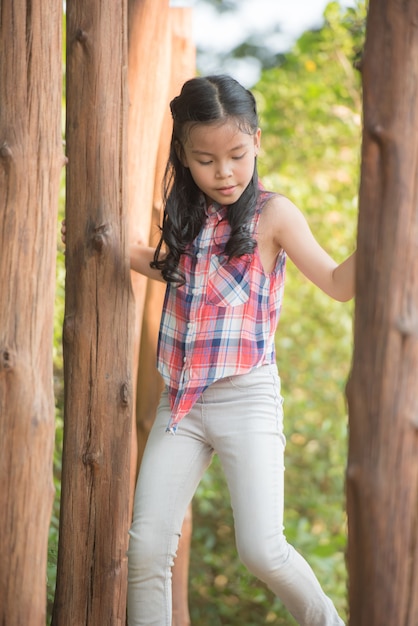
[175,140,188,167]
[254,128,261,157]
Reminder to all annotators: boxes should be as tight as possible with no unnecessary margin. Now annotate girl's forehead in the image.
[183,119,253,147]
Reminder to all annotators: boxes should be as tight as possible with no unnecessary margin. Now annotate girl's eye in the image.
[232,154,245,160]
[198,160,212,165]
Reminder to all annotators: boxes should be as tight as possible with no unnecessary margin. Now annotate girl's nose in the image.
[215,162,232,178]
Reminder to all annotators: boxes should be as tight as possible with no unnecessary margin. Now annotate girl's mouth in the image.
[217,186,236,196]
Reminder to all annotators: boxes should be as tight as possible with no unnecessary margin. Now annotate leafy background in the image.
[49,2,365,623]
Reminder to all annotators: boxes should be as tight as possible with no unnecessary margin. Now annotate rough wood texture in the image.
[346,1,418,624]
[51,1,134,624]
[0,1,63,624]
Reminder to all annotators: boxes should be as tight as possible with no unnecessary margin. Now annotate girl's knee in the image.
[127,522,179,575]
[237,533,290,579]
[128,524,159,571]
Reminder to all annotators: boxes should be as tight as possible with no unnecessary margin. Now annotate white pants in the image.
[127,364,344,625]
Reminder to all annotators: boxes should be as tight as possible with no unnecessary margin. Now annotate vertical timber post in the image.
[346,1,418,624]
[0,1,63,624]
[52,0,134,623]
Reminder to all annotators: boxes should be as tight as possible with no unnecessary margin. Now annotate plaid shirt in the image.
[157,188,287,433]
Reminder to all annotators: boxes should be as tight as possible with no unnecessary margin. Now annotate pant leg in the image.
[203,365,345,626]
[127,390,213,626]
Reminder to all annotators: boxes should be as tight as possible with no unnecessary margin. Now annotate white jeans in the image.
[127,364,344,626]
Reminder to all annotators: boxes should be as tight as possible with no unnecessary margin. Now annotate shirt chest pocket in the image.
[206,254,251,307]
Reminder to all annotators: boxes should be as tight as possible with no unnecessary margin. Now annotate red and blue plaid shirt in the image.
[157,188,287,432]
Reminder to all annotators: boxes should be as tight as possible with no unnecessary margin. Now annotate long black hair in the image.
[151,74,260,285]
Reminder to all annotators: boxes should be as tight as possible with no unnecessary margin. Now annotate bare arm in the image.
[269,196,355,302]
[330,251,356,302]
[129,242,166,282]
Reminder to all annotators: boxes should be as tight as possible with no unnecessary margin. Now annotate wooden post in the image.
[51,0,134,623]
[0,1,63,624]
[346,1,418,624]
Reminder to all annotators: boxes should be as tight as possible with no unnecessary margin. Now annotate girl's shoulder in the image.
[257,191,303,252]
[259,190,296,223]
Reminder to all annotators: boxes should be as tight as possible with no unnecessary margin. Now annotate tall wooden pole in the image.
[52,0,134,623]
[0,1,63,624]
[346,1,418,624]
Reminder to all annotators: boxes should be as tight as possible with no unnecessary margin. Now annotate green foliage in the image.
[47,169,66,621]
[47,14,67,614]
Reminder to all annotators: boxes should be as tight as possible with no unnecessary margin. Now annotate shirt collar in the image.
[202,194,227,219]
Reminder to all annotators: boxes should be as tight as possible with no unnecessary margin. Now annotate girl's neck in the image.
[204,194,223,211]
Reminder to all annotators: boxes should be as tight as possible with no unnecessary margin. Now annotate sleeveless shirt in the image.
[157,188,287,433]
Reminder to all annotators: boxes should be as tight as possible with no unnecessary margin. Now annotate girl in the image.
[128,74,354,625]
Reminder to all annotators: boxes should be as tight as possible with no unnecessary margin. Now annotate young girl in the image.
[127,74,355,626]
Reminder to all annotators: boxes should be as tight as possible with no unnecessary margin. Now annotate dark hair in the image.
[151,74,260,285]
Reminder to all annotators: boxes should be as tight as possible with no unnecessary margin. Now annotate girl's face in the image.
[180,119,261,206]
